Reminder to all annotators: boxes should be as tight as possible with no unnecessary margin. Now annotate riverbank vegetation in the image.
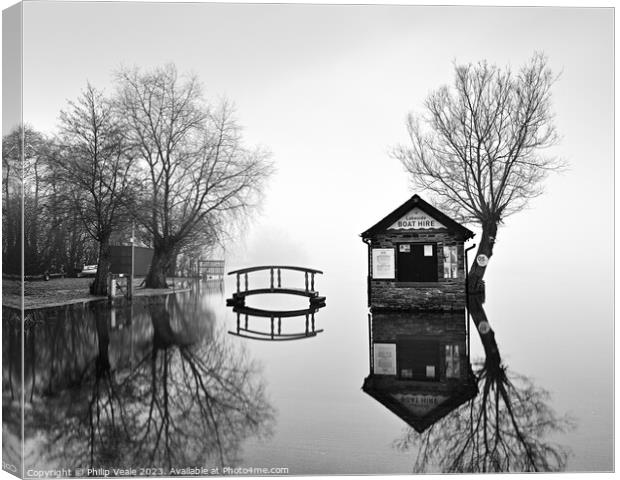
[2,64,273,294]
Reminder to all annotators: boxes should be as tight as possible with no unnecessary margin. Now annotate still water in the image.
[2,266,613,475]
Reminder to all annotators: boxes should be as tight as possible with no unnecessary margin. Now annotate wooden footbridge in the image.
[226,265,326,307]
[226,265,326,341]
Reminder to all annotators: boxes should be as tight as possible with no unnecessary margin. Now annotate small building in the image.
[360,194,474,311]
[362,311,477,432]
[110,245,154,277]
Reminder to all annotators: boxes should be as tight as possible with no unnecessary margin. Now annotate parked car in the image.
[77,264,98,278]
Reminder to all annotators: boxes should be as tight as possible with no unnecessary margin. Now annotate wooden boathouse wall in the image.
[361,194,475,312]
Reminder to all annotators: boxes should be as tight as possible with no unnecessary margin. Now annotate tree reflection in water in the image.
[2,307,23,473]
[18,289,274,472]
[127,296,274,469]
[394,294,574,473]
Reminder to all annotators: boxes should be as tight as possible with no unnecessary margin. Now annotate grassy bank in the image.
[2,276,193,310]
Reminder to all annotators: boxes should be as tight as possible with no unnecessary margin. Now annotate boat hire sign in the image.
[389,393,449,415]
[388,208,445,230]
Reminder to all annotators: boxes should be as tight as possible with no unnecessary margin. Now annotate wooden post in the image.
[270,268,274,289]
[108,274,115,299]
[305,272,309,292]
[236,274,240,293]
[270,317,274,339]
[368,313,373,374]
[311,273,315,291]
[244,273,248,291]
[277,268,281,287]
[129,222,134,300]
[305,313,309,334]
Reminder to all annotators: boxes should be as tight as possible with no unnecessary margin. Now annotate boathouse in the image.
[362,311,477,432]
[361,194,474,311]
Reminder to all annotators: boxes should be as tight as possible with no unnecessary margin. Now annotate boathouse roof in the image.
[362,375,478,433]
[360,194,475,239]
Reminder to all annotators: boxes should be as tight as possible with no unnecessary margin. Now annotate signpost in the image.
[129,222,135,299]
[476,254,489,267]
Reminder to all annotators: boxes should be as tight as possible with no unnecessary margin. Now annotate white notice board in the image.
[374,343,397,375]
[372,248,395,279]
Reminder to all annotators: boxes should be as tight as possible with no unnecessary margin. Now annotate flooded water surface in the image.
[3,253,613,475]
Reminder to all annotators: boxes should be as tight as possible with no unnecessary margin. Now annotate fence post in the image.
[108,274,116,299]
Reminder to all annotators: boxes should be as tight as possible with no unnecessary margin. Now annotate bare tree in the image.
[115,65,272,288]
[3,127,27,275]
[394,294,574,473]
[393,53,563,290]
[3,126,100,278]
[56,84,135,295]
[3,126,50,275]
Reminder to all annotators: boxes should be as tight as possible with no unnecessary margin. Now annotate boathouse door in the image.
[397,338,440,381]
[397,243,438,282]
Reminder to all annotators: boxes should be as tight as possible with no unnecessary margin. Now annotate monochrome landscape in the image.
[2,2,614,477]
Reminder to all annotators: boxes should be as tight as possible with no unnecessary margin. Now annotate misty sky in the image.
[3,1,615,470]
[16,3,613,255]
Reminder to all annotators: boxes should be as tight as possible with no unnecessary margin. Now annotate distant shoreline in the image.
[2,276,194,311]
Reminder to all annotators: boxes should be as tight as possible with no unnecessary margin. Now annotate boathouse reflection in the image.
[362,311,477,432]
[393,294,573,473]
[6,288,274,473]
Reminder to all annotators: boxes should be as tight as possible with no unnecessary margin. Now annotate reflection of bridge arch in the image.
[228,304,325,341]
[226,266,326,341]
[226,266,325,307]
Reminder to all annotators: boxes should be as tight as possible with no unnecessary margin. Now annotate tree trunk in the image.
[145,241,174,289]
[167,252,178,278]
[90,234,112,296]
[149,300,177,350]
[7,199,22,275]
[467,293,501,371]
[68,211,83,276]
[467,219,498,293]
[31,161,40,272]
[93,304,111,377]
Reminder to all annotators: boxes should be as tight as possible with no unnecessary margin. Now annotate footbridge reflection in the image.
[226,265,327,341]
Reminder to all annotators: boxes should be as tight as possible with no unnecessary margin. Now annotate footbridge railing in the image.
[225,265,327,341]
[229,305,324,341]
[227,265,325,306]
